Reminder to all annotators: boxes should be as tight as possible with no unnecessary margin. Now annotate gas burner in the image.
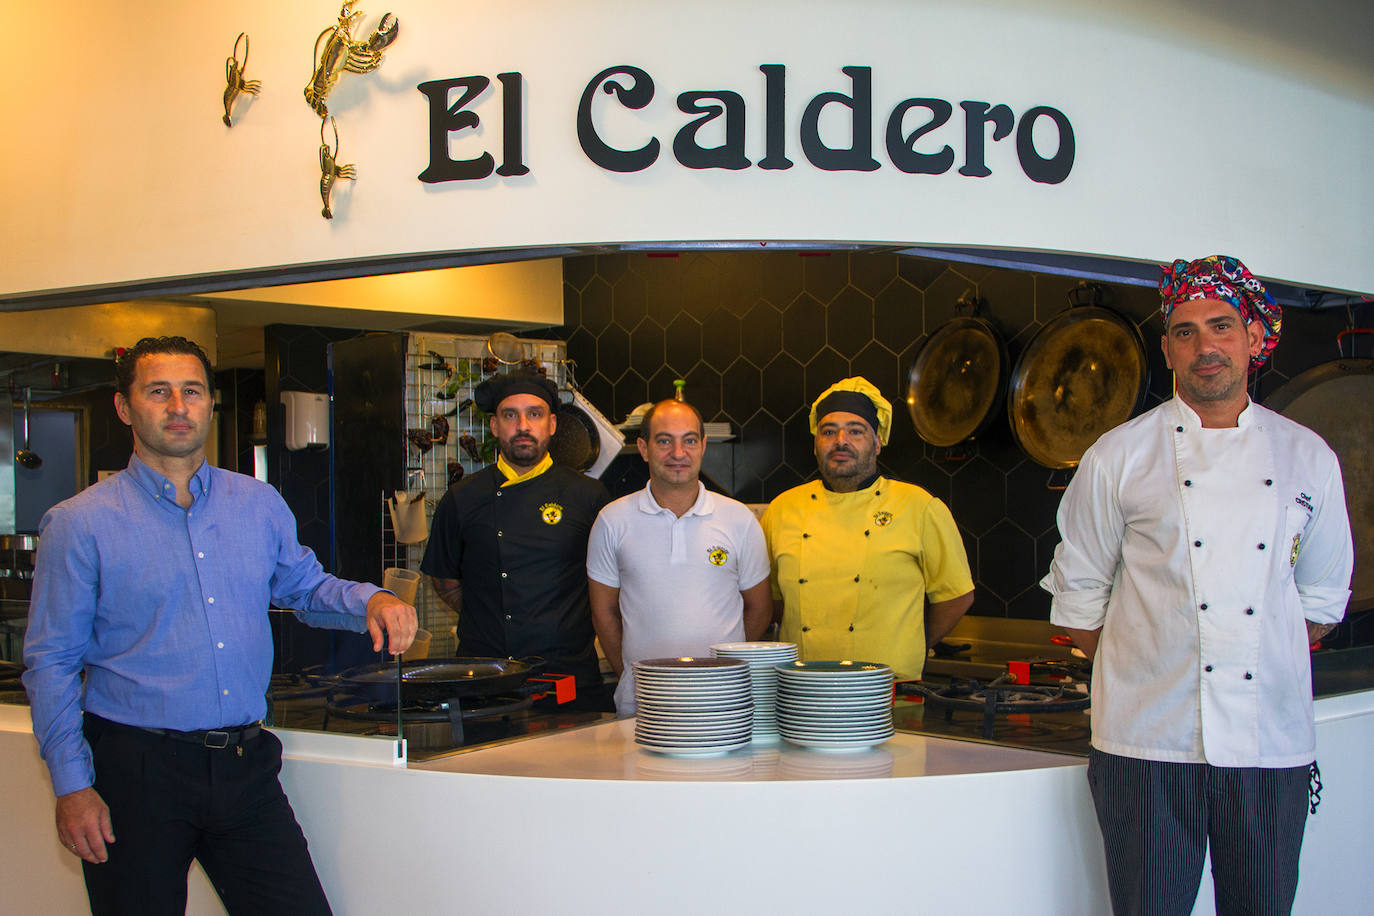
[325,690,534,747]
[898,675,1091,740]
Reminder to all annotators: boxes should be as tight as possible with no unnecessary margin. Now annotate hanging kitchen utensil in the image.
[548,400,600,471]
[1263,329,1374,613]
[388,473,428,544]
[1008,284,1147,473]
[486,331,524,366]
[906,296,1009,453]
[15,387,42,470]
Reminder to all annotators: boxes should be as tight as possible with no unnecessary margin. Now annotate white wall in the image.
[2,0,1370,301]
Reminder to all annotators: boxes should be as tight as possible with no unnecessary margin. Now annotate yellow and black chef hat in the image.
[809,376,893,445]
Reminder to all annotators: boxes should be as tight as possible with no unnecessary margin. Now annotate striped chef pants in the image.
[1086,749,1312,916]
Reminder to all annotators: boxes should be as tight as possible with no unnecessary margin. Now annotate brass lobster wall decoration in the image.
[221,32,261,127]
[319,117,357,220]
[304,1,399,118]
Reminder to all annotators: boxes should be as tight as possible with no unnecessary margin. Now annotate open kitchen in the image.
[2,1,1372,914]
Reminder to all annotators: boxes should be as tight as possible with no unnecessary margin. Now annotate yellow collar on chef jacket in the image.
[496,452,553,486]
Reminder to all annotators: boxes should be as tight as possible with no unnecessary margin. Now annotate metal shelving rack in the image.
[392,333,568,657]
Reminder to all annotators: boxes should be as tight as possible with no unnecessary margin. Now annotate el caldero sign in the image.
[417,65,1076,185]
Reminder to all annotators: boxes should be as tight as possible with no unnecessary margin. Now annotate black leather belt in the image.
[138,722,263,749]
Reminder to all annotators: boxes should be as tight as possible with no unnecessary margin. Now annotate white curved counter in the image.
[3,692,1370,915]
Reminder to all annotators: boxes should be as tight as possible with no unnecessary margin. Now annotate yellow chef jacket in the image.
[761,477,974,679]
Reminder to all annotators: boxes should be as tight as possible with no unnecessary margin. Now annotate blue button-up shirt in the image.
[22,453,382,795]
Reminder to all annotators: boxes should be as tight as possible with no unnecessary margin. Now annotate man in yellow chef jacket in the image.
[1041,255,1353,916]
[760,377,974,679]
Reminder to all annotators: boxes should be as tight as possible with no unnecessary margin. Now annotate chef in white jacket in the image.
[1042,255,1352,916]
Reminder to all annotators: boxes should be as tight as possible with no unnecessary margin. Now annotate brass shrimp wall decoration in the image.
[304,1,399,119]
[319,117,357,220]
[222,32,262,127]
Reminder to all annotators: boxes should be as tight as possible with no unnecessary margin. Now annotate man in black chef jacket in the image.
[421,369,612,709]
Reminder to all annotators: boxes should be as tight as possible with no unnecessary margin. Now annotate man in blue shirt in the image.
[22,336,417,915]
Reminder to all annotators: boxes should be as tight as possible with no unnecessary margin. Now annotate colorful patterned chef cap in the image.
[810,377,893,445]
[1158,255,1282,369]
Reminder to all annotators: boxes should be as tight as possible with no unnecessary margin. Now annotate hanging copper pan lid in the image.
[1008,305,1148,468]
[1263,354,1374,612]
[906,317,1009,447]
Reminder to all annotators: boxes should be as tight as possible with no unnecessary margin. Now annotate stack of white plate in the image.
[633,657,753,757]
[775,660,895,753]
[709,641,798,743]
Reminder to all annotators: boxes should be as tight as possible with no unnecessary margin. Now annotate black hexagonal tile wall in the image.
[720,358,762,424]
[850,340,900,399]
[580,276,614,334]
[761,352,805,421]
[647,366,682,405]
[681,256,723,320]
[664,312,703,373]
[898,256,948,291]
[874,280,924,351]
[947,456,1006,537]
[977,268,1036,331]
[850,253,899,296]
[612,369,648,422]
[685,363,723,420]
[977,520,1037,602]
[803,253,849,304]
[804,347,849,402]
[613,272,648,330]
[597,323,630,376]
[627,320,665,380]
[741,301,784,367]
[782,292,826,361]
[827,287,875,358]
[701,308,743,372]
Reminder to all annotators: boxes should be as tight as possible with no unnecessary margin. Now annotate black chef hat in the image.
[474,370,559,414]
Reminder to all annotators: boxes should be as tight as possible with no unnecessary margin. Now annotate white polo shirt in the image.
[587,482,771,716]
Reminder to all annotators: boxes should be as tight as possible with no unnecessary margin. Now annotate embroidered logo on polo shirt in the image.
[707,546,729,566]
[1290,533,1301,567]
[539,502,564,525]
[873,510,894,527]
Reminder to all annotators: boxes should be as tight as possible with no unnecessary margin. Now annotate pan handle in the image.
[1336,328,1374,359]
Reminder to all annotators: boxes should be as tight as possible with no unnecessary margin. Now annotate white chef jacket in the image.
[587,482,771,717]
[1042,398,1352,767]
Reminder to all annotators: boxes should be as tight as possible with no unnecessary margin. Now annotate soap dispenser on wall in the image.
[280,390,330,451]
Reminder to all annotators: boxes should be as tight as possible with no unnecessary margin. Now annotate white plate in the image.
[780,733,893,752]
[635,738,751,758]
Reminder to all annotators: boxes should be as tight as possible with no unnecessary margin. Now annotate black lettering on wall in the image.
[758,64,792,170]
[674,92,750,170]
[417,77,495,183]
[957,101,1014,178]
[799,66,880,172]
[495,72,530,177]
[1016,105,1074,185]
[885,98,954,175]
[577,65,660,173]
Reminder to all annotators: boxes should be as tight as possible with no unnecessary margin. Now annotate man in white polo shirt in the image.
[587,399,773,716]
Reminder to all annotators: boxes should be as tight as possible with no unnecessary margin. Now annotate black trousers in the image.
[81,714,332,916]
[1087,749,1311,916]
